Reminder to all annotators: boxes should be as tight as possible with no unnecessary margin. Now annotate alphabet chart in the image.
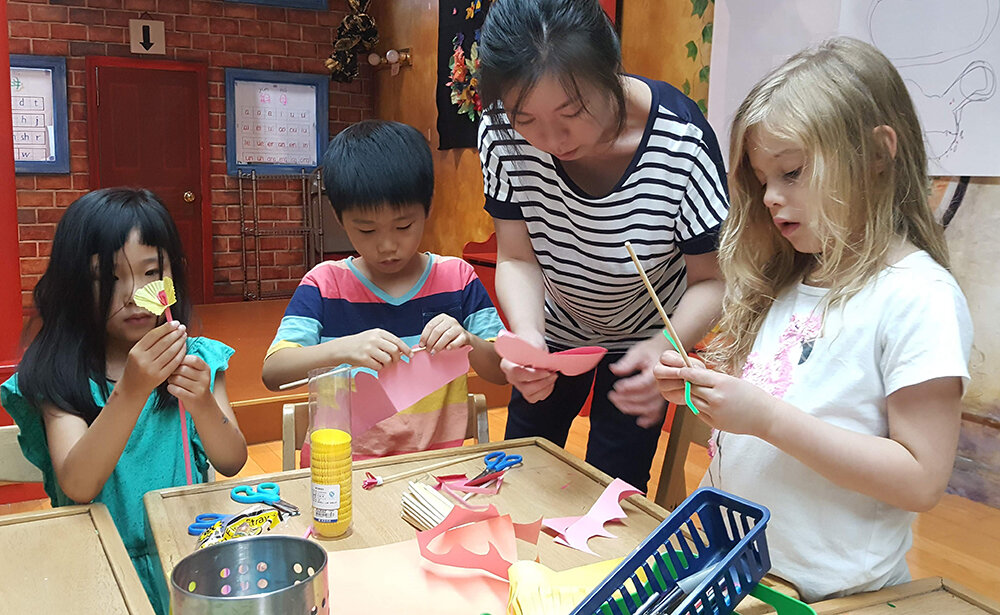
[233,80,318,167]
[10,67,57,163]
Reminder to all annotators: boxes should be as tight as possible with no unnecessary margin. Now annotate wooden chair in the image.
[0,424,43,484]
[281,393,490,471]
[654,403,711,510]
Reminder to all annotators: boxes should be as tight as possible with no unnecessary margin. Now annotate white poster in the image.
[233,80,318,166]
[708,0,999,176]
[10,66,57,163]
[840,0,999,176]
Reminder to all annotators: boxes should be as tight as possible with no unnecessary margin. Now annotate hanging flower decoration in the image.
[324,0,378,84]
[447,33,482,121]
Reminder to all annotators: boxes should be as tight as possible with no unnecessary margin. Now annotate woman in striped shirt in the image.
[476,0,730,490]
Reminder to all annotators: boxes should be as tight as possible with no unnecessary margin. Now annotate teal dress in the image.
[0,337,234,614]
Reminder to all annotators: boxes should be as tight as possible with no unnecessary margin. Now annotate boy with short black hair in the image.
[262,120,505,456]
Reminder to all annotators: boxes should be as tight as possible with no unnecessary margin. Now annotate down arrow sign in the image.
[140,25,154,51]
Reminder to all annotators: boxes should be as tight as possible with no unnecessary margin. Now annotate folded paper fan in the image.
[133,278,176,316]
[507,559,623,615]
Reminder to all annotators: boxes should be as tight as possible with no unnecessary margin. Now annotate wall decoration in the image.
[225,68,329,177]
[223,0,328,11]
[10,55,69,174]
[682,0,714,114]
[436,0,493,150]
[324,0,378,83]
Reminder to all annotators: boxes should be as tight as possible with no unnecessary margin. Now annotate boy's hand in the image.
[168,355,214,410]
[419,314,471,354]
[346,329,411,370]
[121,321,188,396]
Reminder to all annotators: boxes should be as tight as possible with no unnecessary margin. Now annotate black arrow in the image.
[140,25,154,51]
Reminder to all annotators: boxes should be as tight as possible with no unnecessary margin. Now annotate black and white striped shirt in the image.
[479,76,729,352]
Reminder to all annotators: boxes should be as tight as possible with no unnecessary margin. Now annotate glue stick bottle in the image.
[310,428,352,538]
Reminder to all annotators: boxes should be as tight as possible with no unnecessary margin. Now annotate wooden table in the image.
[808,577,1000,614]
[0,503,154,614]
[145,437,793,611]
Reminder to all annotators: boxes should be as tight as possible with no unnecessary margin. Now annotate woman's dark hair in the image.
[321,120,434,219]
[479,0,626,134]
[18,187,191,424]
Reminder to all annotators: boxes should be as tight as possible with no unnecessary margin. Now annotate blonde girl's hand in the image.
[121,321,188,396]
[346,328,411,371]
[167,355,214,410]
[656,360,778,438]
[652,350,707,406]
[419,314,471,354]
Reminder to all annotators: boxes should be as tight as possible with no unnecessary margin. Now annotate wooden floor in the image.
[4,405,998,603]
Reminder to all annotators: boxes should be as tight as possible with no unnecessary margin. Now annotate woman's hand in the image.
[121,321,188,396]
[608,337,670,428]
[500,331,557,403]
[344,329,412,370]
[653,354,777,438]
[168,355,214,411]
[419,314,471,354]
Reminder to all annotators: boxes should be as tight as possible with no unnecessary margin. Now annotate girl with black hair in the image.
[2,188,247,613]
[477,0,730,490]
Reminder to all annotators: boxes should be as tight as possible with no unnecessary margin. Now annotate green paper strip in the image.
[661,329,700,415]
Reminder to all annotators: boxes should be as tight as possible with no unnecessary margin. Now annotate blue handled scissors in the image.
[188,513,229,536]
[230,482,300,515]
[469,451,523,484]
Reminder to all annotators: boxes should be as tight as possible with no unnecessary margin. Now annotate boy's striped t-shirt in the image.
[268,254,504,456]
[479,75,729,351]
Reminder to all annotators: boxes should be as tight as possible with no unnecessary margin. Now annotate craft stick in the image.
[278,364,352,390]
[624,241,692,368]
[403,494,438,527]
[375,452,485,486]
[412,481,453,520]
[401,500,437,531]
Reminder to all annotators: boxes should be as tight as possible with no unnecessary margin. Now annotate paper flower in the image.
[133,277,176,316]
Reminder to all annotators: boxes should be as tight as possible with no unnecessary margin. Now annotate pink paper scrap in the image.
[351,346,472,435]
[495,331,606,376]
[542,478,643,555]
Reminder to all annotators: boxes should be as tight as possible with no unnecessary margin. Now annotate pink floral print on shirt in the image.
[742,312,822,399]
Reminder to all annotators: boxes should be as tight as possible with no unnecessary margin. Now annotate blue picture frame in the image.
[223,0,327,9]
[225,68,329,177]
[10,55,70,174]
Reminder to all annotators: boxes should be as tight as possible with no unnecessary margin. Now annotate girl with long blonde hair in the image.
[654,37,973,601]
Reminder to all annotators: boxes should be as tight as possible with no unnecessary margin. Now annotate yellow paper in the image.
[507,558,623,615]
[133,277,176,315]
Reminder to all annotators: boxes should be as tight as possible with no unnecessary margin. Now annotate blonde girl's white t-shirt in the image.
[703,251,973,602]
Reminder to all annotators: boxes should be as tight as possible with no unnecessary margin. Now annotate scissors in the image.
[468,451,523,485]
[230,482,300,515]
[187,513,229,536]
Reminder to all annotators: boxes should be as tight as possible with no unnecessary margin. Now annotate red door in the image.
[87,57,212,303]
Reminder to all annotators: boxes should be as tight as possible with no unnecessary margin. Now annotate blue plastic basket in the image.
[570,487,772,615]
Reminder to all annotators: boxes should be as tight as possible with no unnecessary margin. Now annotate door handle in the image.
[183,191,196,203]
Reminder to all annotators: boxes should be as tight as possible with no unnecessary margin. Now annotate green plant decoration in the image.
[682,0,714,114]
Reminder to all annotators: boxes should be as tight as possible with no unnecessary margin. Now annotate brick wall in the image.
[8,0,373,305]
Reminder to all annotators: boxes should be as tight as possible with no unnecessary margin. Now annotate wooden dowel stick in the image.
[376,452,485,486]
[624,241,693,368]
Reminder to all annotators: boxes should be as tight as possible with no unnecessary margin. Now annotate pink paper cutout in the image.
[542,478,643,555]
[495,331,607,376]
[433,474,505,511]
[416,504,541,580]
[325,538,508,615]
[351,346,472,435]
